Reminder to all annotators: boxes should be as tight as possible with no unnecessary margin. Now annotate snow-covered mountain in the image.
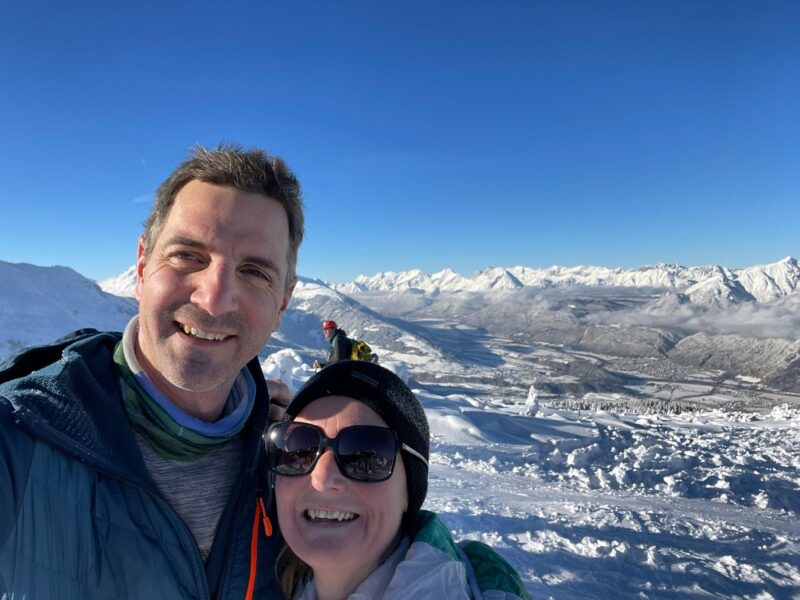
[276,277,455,373]
[99,257,800,306]
[98,264,137,298]
[735,255,800,302]
[7,256,800,393]
[0,260,137,358]
[332,257,800,304]
[682,265,756,306]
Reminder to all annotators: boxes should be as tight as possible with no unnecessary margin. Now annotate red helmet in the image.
[322,320,337,331]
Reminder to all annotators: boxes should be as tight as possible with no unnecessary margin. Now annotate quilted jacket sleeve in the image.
[0,397,35,564]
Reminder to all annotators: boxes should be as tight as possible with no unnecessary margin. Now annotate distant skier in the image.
[312,320,353,368]
[312,320,378,368]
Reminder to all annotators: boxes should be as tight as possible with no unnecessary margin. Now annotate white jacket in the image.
[294,511,531,600]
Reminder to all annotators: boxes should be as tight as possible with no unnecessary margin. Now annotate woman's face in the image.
[275,395,409,580]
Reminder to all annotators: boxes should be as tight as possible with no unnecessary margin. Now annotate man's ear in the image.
[134,236,147,302]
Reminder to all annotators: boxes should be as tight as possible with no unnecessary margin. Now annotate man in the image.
[0,144,303,598]
[312,319,353,369]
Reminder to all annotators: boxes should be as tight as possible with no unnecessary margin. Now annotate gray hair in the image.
[142,143,305,287]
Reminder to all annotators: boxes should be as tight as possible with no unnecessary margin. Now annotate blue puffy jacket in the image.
[0,330,282,599]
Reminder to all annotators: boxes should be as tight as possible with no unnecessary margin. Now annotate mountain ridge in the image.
[3,257,800,394]
[331,257,800,303]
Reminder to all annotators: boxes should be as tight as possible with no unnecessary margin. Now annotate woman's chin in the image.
[291,520,363,565]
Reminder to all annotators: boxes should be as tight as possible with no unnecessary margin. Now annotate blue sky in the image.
[1,1,797,283]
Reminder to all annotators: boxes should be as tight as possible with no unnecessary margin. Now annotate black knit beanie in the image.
[285,361,430,523]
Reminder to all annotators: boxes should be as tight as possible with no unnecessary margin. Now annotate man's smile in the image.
[176,321,234,342]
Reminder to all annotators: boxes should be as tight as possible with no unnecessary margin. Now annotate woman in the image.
[264,360,531,599]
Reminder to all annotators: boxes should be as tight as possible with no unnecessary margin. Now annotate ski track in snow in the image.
[264,350,800,600]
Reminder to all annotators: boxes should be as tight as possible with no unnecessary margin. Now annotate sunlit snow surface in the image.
[263,350,800,600]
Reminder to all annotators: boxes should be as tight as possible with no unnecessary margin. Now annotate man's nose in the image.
[189,263,238,316]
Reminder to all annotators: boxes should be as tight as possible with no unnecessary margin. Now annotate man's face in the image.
[324,327,335,341]
[134,180,295,416]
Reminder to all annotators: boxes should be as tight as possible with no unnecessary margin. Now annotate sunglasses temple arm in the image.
[401,443,428,467]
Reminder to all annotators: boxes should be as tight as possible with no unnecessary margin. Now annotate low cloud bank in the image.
[589,292,800,340]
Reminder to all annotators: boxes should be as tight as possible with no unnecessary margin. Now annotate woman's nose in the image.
[309,448,347,491]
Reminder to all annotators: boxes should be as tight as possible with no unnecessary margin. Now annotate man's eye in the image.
[243,267,269,281]
[173,252,199,262]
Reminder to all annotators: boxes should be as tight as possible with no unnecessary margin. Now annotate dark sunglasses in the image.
[264,422,428,483]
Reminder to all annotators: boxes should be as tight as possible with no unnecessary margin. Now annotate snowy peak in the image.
[331,257,799,305]
[734,256,800,303]
[684,268,756,306]
[471,267,524,290]
[98,265,138,298]
[430,268,471,291]
[348,269,434,293]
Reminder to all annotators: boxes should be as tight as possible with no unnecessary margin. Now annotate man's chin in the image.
[164,371,235,395]
[152,357,237,398]
[146,343,254,401]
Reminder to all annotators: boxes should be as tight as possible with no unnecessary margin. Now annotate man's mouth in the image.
[304,509,357,523]
[177,322,232,341]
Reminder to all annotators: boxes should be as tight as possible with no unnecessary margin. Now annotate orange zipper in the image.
[245,492,273,600]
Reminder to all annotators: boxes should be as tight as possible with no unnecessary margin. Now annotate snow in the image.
[330,257,800,306]
[97,264,137,298]
[0,261,137,357]
[4,257,800,598]
[736,257,800,304]
[261,351,800,599]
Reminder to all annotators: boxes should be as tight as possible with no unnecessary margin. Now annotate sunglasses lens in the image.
[266,423,400,482]
[336,426,398,482]
[268,423,321,475]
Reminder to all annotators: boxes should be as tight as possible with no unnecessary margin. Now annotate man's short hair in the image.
[142,143,305,287]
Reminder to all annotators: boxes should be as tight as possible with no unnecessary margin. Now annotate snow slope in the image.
[98,264,137,297]
[262,351,800,600]
[0,261,137,358]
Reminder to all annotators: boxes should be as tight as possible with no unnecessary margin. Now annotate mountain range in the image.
[331,257,800,304]
[2,257,799,397]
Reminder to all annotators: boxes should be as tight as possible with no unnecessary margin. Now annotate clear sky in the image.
[1,1,797,283]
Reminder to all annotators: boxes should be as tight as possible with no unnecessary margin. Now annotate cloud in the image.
[132,193,154,204]
[588,292,800,340]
